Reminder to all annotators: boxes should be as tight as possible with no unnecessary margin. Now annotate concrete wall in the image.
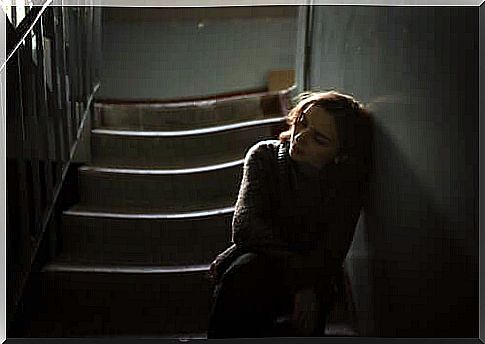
[99,7,298,100]
[307,6,478,337]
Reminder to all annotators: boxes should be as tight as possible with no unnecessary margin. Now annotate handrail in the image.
[2,1,52,72]
[30,82,100,269]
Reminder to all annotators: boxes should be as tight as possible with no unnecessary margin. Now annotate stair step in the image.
[78,162,242,212]
[91,117,286,168]
[59,206,233,266]
[126,333,208,339]
[64,204,235,218]
[115,323,357,338]
[29,262,213,336]
[44,262,210,273]
[325,323,358,336]
[93,89,289,131]
[28,261,357,337]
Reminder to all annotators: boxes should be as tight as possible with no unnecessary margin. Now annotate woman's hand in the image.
[292,287,319,336]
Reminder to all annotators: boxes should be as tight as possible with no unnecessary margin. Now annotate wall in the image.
[99,7,298,100]
[307,6,478,337]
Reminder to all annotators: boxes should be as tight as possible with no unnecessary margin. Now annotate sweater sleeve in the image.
[231,143,280,250]
[211,142,287,280]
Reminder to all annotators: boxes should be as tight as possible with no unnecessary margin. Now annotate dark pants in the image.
[207,252,335,338]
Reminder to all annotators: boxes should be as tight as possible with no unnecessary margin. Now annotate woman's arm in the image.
[211,142,282,280]
[231,143,279,249]
[287,191,364,292]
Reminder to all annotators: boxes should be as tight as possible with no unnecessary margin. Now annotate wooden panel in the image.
[267,69,295,92]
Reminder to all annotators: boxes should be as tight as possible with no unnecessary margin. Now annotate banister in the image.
[2,1,51,72]
[6,5,102,334]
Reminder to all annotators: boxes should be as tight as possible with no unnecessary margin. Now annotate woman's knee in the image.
[222,252,261,278]
[217,252,271,293]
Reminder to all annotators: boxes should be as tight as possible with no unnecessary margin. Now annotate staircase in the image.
[25,88,358,337]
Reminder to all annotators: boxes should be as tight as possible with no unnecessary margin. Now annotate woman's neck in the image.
[293,160,321,179]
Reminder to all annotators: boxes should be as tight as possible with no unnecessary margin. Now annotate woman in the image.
[207,90,372,338]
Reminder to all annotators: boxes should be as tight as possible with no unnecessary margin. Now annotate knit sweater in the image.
[213,139,365,292]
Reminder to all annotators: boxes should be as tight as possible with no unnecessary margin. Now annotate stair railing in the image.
[5,4,101,331]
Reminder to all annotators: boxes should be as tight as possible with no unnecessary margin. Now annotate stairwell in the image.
[26,88,358,338]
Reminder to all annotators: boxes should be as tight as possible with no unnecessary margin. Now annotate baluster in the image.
[57,6,71,165]
[32,16,50,238]
[93,7,102,84]
[6,40,30,288]
[7,3,101,326]
[75,8,84,124]
[87,8,94,96]
[17,24,36,243]
[62,7,76,152]
[41,7,57,206]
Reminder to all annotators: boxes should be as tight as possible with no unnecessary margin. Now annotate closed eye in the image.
[314,134,330,145]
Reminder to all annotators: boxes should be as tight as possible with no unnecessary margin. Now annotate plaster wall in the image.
[308,6,478,336]
[99,7,298,100]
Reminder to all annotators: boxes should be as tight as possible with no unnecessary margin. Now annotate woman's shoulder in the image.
[245,139,284,162]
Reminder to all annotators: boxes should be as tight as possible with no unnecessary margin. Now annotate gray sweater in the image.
[214,139,364,291]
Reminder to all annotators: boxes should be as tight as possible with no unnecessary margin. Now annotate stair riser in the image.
[91,122,284,168]
[60,213,232,266]
[78,165,242,212]
[94,97,266,130]
[31,270,213,336]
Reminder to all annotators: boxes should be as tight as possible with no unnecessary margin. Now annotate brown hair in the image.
[280,90,371,158]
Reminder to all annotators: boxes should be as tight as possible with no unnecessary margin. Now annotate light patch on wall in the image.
[365,94,451,222]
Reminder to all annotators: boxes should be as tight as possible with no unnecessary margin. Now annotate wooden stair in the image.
[26,87,359,337]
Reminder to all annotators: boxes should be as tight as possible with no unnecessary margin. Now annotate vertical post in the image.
[302,3,314,91]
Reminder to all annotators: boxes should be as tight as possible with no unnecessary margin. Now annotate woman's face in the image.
[289,105,340,169]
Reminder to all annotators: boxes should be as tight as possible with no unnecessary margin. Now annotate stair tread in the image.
[324,322,359,336]
[92,116,285,136]
[65,204,235,218]
[43,261,210,274]
[90,121,284,169]
[78,158,244,175]
[73,197,237,214]
[95,86,291,108]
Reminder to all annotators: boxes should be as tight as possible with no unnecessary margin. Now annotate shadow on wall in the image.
[306,6,479,337]
[364,107,478,337]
